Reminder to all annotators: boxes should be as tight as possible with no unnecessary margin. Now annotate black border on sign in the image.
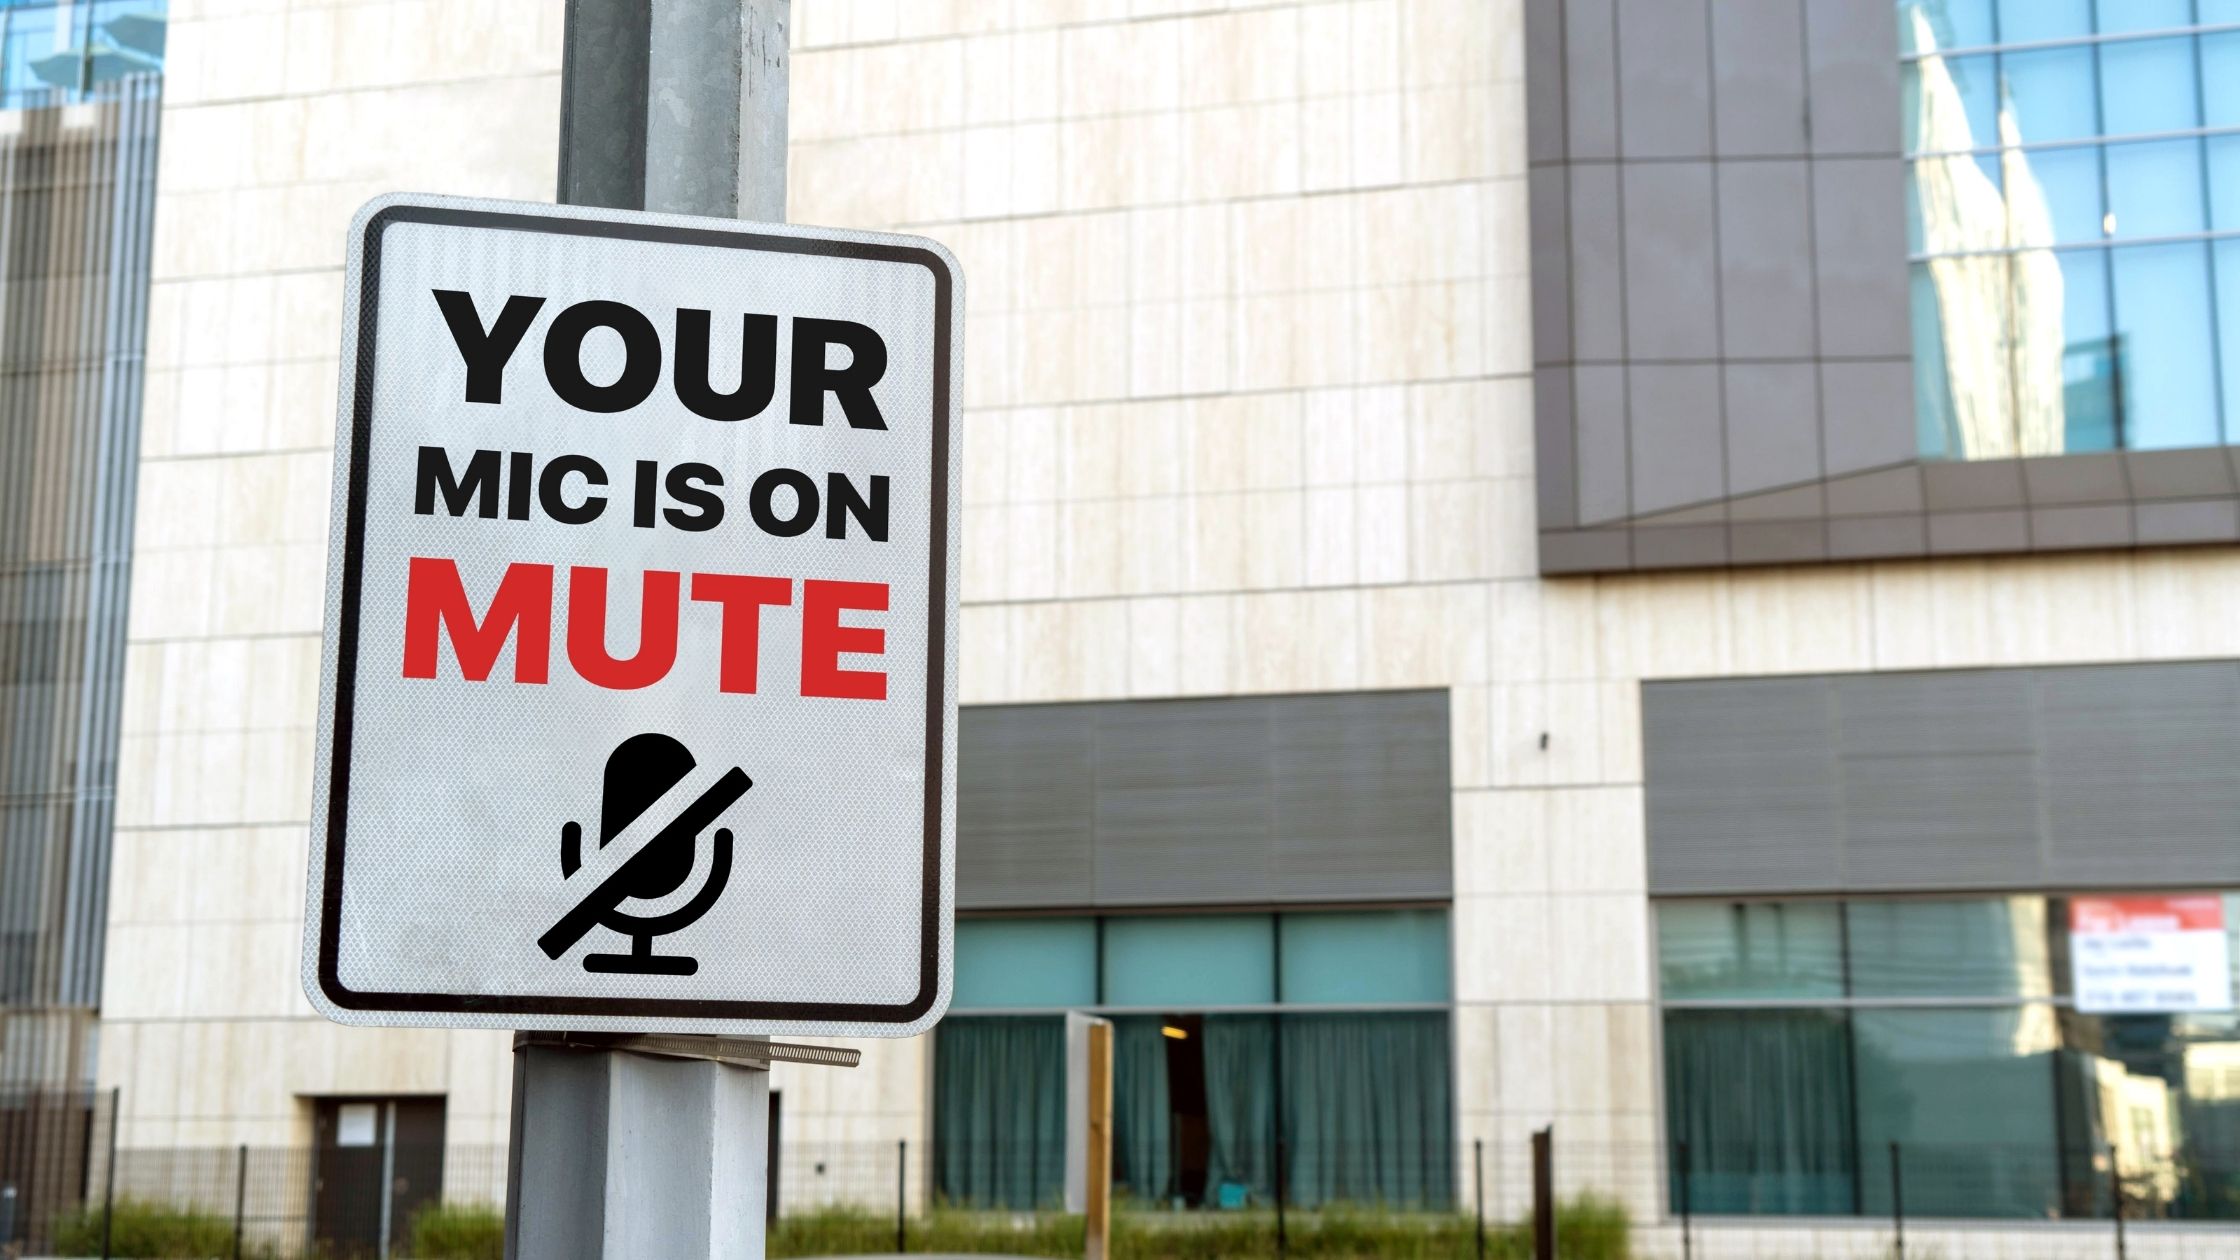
[316,204,952,1025]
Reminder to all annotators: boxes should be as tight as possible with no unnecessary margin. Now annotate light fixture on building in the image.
[1161,1025,1189,1040]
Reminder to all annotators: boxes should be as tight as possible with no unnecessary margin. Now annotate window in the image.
[1900,2,2240,457]
[949,909,1453,1012]
[936,909,1453,1210]
[1657,892,2240,1221]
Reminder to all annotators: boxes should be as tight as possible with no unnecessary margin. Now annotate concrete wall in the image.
[93,0,2240,1246]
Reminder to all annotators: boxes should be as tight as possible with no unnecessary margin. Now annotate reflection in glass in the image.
[2106,140,2206,239]
[1998,0,2091,45]
[2112,242,2220,449]
[1901,4,2240,459]
[1657,901,1844,1000]
[2098,38,2199,136]
[2001,46,2097,145]
[1853,1006,2065,1218]
[1847,897,2052,998]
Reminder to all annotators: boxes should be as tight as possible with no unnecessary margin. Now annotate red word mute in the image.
[401,557,886,699]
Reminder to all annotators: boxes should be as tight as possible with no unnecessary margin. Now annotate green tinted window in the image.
[953,918,1096,1009]
[1102,915,1275,1007]
[1657,901,1845,1000]
[1852,1006,2063,1218]
[1847,897,2051,998]
[1278,910,1449,1004]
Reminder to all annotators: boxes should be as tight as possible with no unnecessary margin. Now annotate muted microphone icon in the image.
[535,732,749,976]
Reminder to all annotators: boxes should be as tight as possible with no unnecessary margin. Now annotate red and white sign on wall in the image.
[2069,894,2234,1014]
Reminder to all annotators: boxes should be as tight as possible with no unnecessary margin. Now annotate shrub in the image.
[768,1194,1629,1259]
[49,1197,244,1259]
[405,1202,505,1260]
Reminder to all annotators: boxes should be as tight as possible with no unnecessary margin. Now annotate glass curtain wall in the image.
[1659,892,2240,1221]
[931,909,1453,1210]
[1899,0,2240,457]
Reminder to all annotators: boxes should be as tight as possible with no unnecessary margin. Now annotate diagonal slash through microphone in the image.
[537,732,749,976]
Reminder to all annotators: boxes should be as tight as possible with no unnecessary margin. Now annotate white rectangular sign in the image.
[301,194,960,1036]
[2069,894,2233,1015]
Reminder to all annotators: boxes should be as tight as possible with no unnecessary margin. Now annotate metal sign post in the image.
[297,1,961,1256]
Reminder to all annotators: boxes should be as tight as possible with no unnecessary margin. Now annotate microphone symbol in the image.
[535,732,748,976]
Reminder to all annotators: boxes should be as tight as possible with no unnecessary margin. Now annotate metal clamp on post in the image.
[512,1031,860,1070]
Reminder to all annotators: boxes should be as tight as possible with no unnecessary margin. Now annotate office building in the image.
[0,0,2231,1252]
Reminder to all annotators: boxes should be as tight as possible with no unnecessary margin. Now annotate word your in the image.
[436,290,889,426]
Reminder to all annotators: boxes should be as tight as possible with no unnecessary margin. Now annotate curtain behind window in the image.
[1113,1017,1173,1203]
[1664,1009,1858,1215]
[1279,1011,1454,1209]
[1203,1015,1276,1204]
[933,1016,1066,1208]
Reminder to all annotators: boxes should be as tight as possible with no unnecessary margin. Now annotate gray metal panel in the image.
[1529,166,1574,366]
[1711,0,1809,158]
[958,705,1096,909]
[1715,161,1816,359]
[1536,366,1578,528]
[1724,362,1821,496]
[2038,664,2240,887]
[1643,678,1845,895]
[1647,664,2240,896]
[961,692,1453,910]
[1819,359,1916,475]
[1575,365,1632,524]
[1621,162,1719,360]
[1616,0,1712,159]
[1268,691,1453,901]
[1627,364,1724,515]
[1564,0,1620,160]
[1810,160,1910,358]
[1526,0,1569,164]
[1568,164,1626,362]
[1803,0,1902,155]
[1832,671,2040,889]
[1092,697,1275,905]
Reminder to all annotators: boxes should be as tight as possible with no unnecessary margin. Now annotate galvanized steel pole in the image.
[504,4,791,1257]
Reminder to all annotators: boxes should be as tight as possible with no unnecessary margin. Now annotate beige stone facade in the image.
[93,0,2240,1244]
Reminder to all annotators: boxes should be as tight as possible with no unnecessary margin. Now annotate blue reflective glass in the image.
[2217,241,2240,445]
[954,918,1098,1009]
[2001,47,2100,145]
[2056,249,2120,452]
[2206,34,2240,128]
[2106,139,2207,237]
[2111,241,2221,449]
[2205,0,2240,22]
[1906,52,2001,152]
[2006,144,2103,244]
[2096,0,2194,33]
[2099,37,2200,135]
[1102,915,1274,1007]
[1996,0,2091,43]
[1899,0,1995,55]
[1905,159,2004,252]
[1913,263,1963,459]
[2208,135,2240,227]
[1277,910,1449,1004]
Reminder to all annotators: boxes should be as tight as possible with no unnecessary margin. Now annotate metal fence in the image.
[8,1128,2240,1257]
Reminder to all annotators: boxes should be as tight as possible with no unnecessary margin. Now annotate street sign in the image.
[301,193,960,1037]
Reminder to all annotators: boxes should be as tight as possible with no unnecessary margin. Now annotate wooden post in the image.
[1530,1126,1552,1260]
[1084,1021,1113,1260]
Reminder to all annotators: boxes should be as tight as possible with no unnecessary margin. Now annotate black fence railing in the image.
[7,1127,2240,1257]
